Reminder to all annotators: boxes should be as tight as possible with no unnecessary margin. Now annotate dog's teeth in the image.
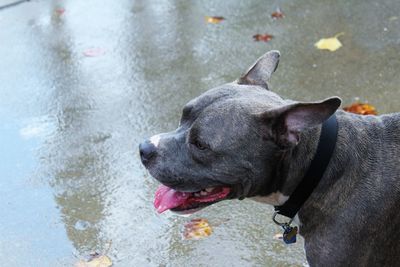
[205,188,214,192]
[200,191,208,196]
[194,192,200,197]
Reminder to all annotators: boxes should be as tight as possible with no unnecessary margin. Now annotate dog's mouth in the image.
[154,184,231,214]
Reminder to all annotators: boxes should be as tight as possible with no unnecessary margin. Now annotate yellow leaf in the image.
[75,255,112,267]
[315,32,344,52]
[184,218,213,240]
[204,16,225,24]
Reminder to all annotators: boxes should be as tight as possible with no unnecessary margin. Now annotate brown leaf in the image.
[343,102,378,115]
[184,218,213,240]
[253,34,273,42]
[271,8,284,19]
[205,16,225,24]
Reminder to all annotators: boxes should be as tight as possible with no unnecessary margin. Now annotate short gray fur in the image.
[141,51,400,266]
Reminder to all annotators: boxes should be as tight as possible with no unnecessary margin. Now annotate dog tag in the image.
[283,225,298,244]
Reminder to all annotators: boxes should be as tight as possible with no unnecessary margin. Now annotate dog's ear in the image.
[237,50,280,89]
[260,97,341,147]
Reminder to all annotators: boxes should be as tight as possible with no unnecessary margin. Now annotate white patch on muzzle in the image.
[251,191,289,206]
[150,134,161,148]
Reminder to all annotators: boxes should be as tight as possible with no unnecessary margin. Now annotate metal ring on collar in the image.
[272,212,293,227]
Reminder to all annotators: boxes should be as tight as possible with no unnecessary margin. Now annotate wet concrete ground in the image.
[1,0,400,266]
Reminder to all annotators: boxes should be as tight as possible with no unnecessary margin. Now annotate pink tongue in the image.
[154,185,191,213]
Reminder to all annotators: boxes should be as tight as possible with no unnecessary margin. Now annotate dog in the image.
[139,51,400,266]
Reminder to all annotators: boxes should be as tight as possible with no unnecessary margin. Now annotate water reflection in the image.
[35,0,111,254]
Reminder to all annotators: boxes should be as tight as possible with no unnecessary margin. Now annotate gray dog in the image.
[139,51,400,266]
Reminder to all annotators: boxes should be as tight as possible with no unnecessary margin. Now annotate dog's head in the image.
[139,51,341,214]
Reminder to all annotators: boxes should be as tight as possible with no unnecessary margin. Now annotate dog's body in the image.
[294,111,400,266]
[140,51,400,266]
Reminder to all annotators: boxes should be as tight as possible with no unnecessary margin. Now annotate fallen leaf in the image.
[389,16,398,21]
[271,7,284,19]
[184,218,213,240]
[315,32,344,52]
[205,16,225,24]
[75,255,112,267]
[75,240,113,267]
[83,48,106,57]
[55,8,65,15]
[253,33,274,42]
[343,102,378,115]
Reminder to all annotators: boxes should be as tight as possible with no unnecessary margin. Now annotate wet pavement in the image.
[1,0,400,266]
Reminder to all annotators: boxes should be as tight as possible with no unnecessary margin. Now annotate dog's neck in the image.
[251,125,322,206]
[279,126,322,197]
[274,115,338,218]
[252,125,322,206]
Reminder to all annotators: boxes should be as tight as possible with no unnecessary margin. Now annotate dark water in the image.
[1,0,399,266]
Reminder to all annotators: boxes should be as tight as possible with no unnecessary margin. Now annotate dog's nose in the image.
[139,140,157,164]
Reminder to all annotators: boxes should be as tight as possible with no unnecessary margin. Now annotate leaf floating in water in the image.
[343,102,378,115]
[253,33,273,42]
[184,218,213,240]
[271,7,284,19]
[83,48,106,57]
[55,8,65,16]
[205,16,225,24]
[315,32,344,52]
[75,255,112,267]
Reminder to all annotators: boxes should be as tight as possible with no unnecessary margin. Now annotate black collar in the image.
[274,114,338,219]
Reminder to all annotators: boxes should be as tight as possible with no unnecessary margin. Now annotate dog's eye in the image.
[191,140,208,150]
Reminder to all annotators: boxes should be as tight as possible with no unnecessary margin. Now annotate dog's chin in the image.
[169,198,227,214]
[170,205,208,215]
[170,209,201,216]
